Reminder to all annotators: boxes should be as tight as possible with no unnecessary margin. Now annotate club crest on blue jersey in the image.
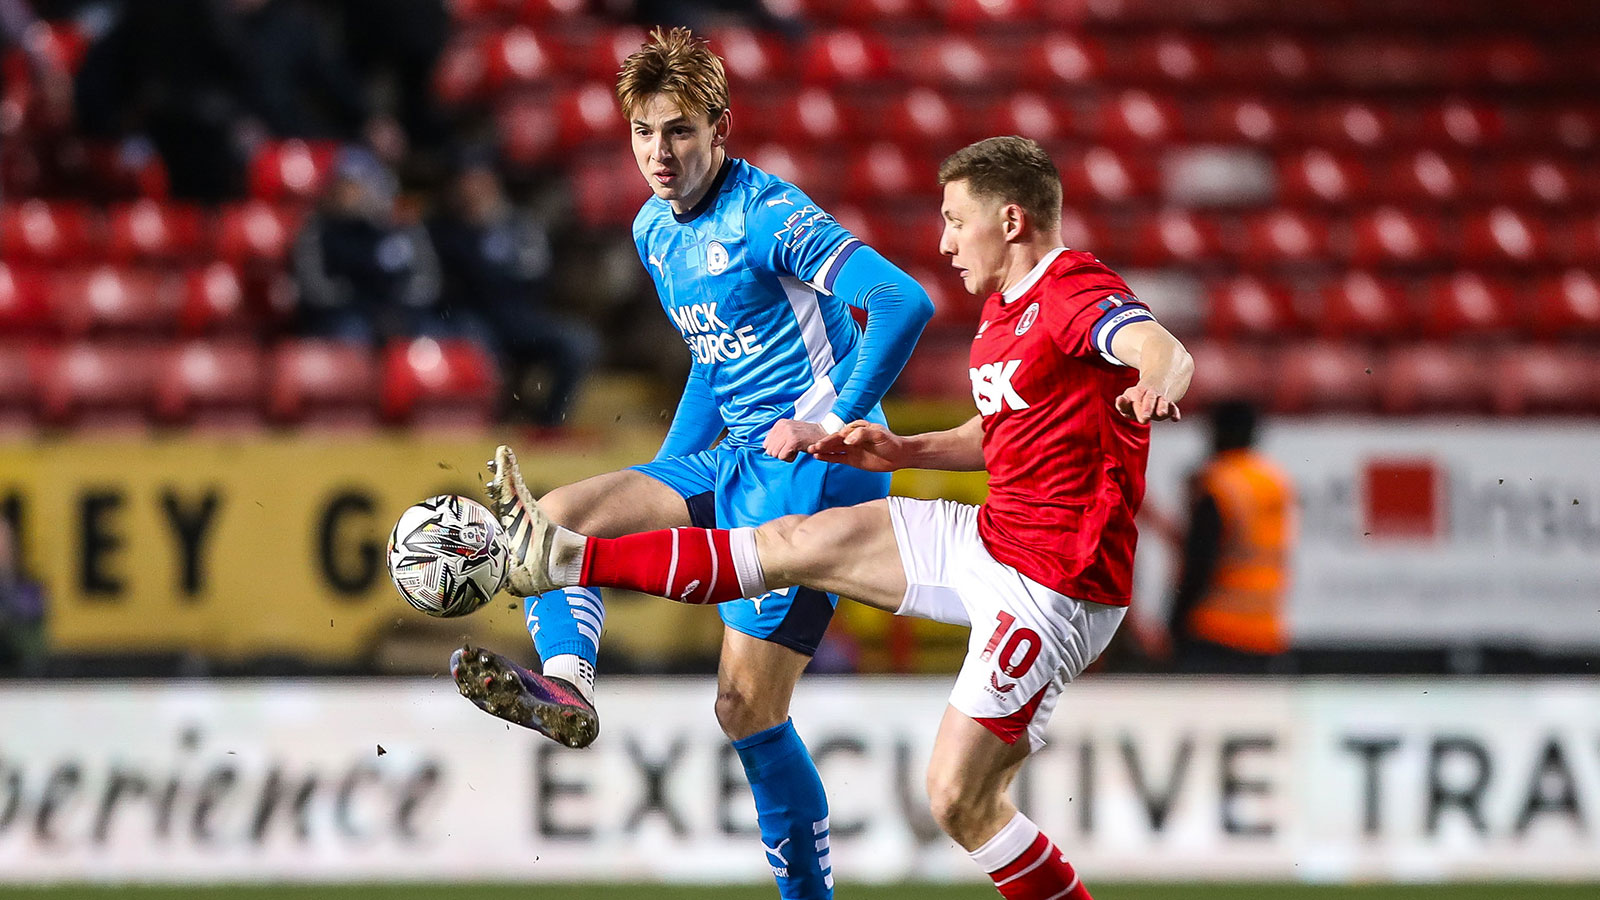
[705,241,730,275]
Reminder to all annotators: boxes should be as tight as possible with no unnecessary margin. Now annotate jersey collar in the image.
[1000,247,1069,304]
[672,157,735,224]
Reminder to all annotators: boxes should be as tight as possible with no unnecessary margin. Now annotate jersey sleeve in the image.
[745,182,863,284]
[1052,290,1158,366]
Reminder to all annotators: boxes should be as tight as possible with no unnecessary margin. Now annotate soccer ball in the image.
[386,495,509,618]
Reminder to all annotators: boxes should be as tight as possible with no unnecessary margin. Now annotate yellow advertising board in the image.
[0,428,989,665]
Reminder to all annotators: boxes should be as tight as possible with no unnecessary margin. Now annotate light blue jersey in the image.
[635,157,885,449]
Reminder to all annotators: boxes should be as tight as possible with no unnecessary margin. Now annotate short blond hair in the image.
[616,27,729,124]
[938,136,1062,230]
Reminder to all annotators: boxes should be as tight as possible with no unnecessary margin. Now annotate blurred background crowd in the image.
[1,0,1597,681]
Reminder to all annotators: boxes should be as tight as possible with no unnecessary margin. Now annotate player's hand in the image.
[1116,384,1181,424]
[764,418,829,462]
[805,421,907,472]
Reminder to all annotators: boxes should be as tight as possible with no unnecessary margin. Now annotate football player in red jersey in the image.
[486,136,1192,900]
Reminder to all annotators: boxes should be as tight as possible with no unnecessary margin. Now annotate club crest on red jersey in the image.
[1016,302,1041,335]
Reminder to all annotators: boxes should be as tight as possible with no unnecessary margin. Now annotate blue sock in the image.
[733,719,833,900]
[524,588,604,667]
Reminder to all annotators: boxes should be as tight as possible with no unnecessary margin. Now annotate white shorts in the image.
[887,496,1126,753]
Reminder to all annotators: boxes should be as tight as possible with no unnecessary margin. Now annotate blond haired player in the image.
[452,27,933,900]
[487,137,1192,899]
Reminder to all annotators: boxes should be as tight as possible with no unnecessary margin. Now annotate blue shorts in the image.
[631,445,890,656]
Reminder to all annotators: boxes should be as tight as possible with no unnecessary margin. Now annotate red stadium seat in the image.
[248,140,336,203]
[1277,150,1370,206]
[1060,146,1158,203]
[1465,37,1551,88]
[479,26,555,94]
[433,36,487,106]
[559,26,651,81]
[217,202,301,265]
[569,157,642,228]
[81,140,170,200]
[0,200,98,264]
[1059,210,1107,258]
[800,30,891,84]
[708,27,794,84]
[1241,210,1331,264]
[804,0,931,28]
[556,82,623,148]
[1301,100,1397,150]
[1129,33,1217,86]
[0,263,46,334]
[1127,210,1223,267]
[1349,207,1448,267]
[1418,99,1508,149]
[1491,346,1600,416]
[181,263,251,335]
[1321,38,1439,90]
[1021,33,1106,89]
[105,200,208,263]
[381,337,501,428]
[844,143,936,200]
[941,0,1039,26]
[1273,341,1382,414]
[1095,90,1182,145]
[1540,105,1600,153]
[989,92,1076,144]
[754,87,851,144]
[45,266,181,336]
[496,94,561,165]
[1492,158,1580,207]
[745,144,829,200]
[1420,272,1519,338]
[38,341,161,428]
[1192,96,1286,144]
[1205,276,1300,339]
[1563,212,1600,267]
[1380,150,1469,205]
[1460,207,1553,266]
[0,342,38,432]
[154,341,267,429]
[1379,344,1495,414]
[1531,270,1600,339]
[516,0,589,24]
[1180,342,1275,411]
[907,266,977,329]
[1317,272,1413,340]
[269,339,381,428]
[1215,34,1317,87]
[891,34,996,87]
[876,87,963,144]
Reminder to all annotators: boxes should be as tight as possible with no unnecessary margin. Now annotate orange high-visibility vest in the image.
[1185,450,1295,655]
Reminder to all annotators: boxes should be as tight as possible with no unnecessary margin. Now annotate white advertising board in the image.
[1,678,1597,883]
[1137,421,1600,649]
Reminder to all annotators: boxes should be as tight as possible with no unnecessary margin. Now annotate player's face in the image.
[629,94,729,212]
[939,179,1010,296]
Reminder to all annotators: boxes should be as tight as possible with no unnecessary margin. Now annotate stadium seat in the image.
[877,87,965,144]
[1381,150,1469,205]
[569,158,642,228]
[1127,210,1223,267]
[1418,99,1508,149]
[1493,158,1580,207]
[1300,100,1397,150]
[0,200,98,263]
[45,266,181,336]
[1060,147,1158,203]
[1421,272,1519,338]
[1491,346,1600,416]
[105,200,208,263]
[516,0,588,24]
[1379,344,1495,414]
[269,339,381,428]
[558,26,651,81]
[757,87,851,144]
[1129,33,1217,86]
[1531,269,1600,339]
[844,143,936,200]
[1096,89,1183,145]
[555,82,623,148]
[153,341,267,429]
[1179,341,1275,411]
[1192,96,1286,144]
[940,0,1039,26]
[0,342,37,432]
[1349,207,1448,266]
[81,140,170,200]
[181,263,251,335]
[380,337,502,428]
[800,30,892,84]
[1273,341,1382,414]
[1241,210,1332,264]
[891,34,996,87]
[1277,150,1370,206]
[805,0,932,28]
[217,202,301,265]
[1317,271,1414,340]
[432,35,487,106]
[1464,36,1550,88]
[38,341,162,429]
[1060,210,1107,257]
[1321,38,1439,90]
[708,27,793,84]
[1541,105,1600,153]
[1460,207,1553,266]
[989,92,1075,144]
[248,139,337,203]
[496,94,561,165]
[1204,276,1300,339]
[0,262,46,334]
[480,26,554,94]
[1021,33,1106,88]
[1563,212,1600,267]
[745,145,829,203]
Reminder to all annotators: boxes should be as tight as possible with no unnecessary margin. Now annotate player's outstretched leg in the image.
[523,587,604,702]
[449,644,599,749]
[485,445,568,597]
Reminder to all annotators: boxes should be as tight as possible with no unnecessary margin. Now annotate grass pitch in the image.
[0,884,1594,899]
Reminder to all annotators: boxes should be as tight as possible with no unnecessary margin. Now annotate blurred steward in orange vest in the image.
[1169,401,1296,674]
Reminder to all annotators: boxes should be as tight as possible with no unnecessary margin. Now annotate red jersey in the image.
[969,248,1154,606]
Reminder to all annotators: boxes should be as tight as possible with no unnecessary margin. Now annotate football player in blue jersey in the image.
[450,26,933,899]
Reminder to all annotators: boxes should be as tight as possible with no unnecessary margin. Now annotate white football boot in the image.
[485,444,560,597]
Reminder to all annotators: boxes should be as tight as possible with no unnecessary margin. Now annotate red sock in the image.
[972,814,1092,900]
[580,527,750,604]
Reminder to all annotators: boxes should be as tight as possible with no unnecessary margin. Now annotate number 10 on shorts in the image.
[980,611,1043,678]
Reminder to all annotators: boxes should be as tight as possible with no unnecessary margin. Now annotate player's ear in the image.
[1001,203,1026,242]
[711,108,731,147]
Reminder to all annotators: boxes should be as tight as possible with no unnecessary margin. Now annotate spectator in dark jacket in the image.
[293,146,442,343]
[428,154,597,425]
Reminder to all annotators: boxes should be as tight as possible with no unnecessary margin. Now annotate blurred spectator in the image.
[74,0,392,201]
[0,518,45,677]
[428,151,597,426]
[1168,401,1298,675]
[323,0,447,155]
[292,145,442,343]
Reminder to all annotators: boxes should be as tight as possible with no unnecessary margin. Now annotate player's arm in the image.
[655,363,722,460]
[806,414,984,472]
[1109,320,1193,425]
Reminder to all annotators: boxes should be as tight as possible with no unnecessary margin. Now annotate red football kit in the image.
[969,247,1154,606]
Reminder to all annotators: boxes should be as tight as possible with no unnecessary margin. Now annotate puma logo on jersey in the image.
[648,254,664,275]
[680,579,702,602]
[765,195,794,208]
[970,359,1030,416]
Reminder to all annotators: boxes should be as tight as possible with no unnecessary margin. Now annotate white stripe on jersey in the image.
[806,238,861,296]
[779,276,839,424]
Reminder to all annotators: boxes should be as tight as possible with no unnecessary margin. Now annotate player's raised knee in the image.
[925,767,989,845]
